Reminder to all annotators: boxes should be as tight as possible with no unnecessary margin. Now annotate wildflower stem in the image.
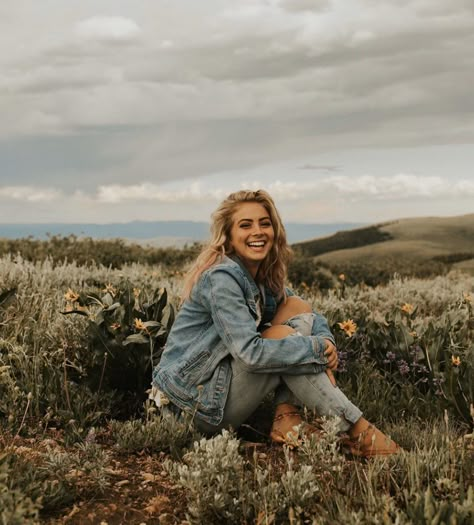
[63,344,72,414]
[93,351,108,417]
[12,396,31,444]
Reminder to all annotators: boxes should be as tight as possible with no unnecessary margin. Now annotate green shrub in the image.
[165,430,245,523]
[0,235,199,269]
[62,282,175,417]
[110,403,199,457]
[0,454,40,525]
[164,430,325,524]
[0,442,111,516]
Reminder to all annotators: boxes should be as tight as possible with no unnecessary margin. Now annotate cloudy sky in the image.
[1,0,473,225]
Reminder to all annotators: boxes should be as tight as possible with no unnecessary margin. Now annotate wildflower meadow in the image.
[0,246,473,524]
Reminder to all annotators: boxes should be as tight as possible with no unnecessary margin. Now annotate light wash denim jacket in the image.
[152,255,335,425]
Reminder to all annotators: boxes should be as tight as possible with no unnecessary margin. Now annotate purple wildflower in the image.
[397,360,410,375]
[337,350,348,373]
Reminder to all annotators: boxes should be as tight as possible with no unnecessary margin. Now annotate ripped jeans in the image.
[194,313,363,434]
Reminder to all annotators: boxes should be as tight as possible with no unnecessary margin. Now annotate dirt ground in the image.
[6,425,281,525]
[45,451,188,525]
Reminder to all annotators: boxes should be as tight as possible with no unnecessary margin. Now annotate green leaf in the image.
[102,293,114,307]
[83,293,104,307]
[143,321,161,328]
[123,334,149,345]
[61,309,89,317]
[104,302,121,312]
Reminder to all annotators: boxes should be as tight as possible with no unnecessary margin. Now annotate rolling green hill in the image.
[292,213,474,279]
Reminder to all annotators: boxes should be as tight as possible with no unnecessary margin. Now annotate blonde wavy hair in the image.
[181,189,292,301]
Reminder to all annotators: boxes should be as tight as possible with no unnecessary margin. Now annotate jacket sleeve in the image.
[198,268,328,373]
[284,287,335,345]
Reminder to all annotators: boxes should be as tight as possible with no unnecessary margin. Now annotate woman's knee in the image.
[272,296,312,325]
[262,324,296,340]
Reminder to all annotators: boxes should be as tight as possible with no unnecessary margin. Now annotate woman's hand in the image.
[324,339,338,370]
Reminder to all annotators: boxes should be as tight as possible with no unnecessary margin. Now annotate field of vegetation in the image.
[0,237,473,524]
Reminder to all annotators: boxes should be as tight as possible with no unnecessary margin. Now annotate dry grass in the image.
[315,213,474,265]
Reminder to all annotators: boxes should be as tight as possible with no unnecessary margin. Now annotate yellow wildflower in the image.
[451,355,461,367]
[64,288,79,302]
[133,288,141,298]
[409,331,417,338]
[463,293,472,303]
[338,274,346,281]
[134,318,146,331]
[102,283,117,297]
[401,303,415,315]
[338,319,357,337]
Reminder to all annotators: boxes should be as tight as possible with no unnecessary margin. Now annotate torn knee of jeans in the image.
[283,312,315,336]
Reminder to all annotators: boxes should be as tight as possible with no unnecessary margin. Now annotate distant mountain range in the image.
[0,221,365,246]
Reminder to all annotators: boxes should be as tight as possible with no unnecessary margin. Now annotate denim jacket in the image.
[152,255,335,425]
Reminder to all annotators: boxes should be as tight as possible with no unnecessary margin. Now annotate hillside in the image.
[294,213,474,269]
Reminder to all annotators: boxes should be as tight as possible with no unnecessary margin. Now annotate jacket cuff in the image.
[311,336,329,365]
[322,334,336,345]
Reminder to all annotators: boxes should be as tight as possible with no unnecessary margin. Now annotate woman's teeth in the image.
[248,241,265,247]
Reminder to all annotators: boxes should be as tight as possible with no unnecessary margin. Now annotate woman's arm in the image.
[198,268,329,373]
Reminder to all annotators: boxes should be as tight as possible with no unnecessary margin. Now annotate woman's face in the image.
[229,202,275,277]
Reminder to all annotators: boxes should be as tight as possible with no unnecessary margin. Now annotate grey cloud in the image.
[5,67,106,96]
[299,164,341,171]
[0,134,128,190]
[126,14,473,100]
[278,0,332,13]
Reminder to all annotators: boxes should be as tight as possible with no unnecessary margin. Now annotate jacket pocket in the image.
[178,350,211,385]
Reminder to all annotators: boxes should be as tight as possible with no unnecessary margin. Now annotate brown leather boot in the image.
[343,419,399,457]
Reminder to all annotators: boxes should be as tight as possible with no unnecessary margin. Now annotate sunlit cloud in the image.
[92,174,474,205]
[0,186,62,202]
[95,182,228,204]
[75,16,141,42]
[247,174,474,202]
[3,173,472,208]
[319,174,474,199]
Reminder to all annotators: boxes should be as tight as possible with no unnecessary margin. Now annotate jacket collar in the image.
[227,254,261,298]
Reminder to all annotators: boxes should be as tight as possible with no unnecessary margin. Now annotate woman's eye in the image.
[240,223,251,228]
[261,222,272,228]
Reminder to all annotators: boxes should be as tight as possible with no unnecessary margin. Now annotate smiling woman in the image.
[151,189,399,457]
